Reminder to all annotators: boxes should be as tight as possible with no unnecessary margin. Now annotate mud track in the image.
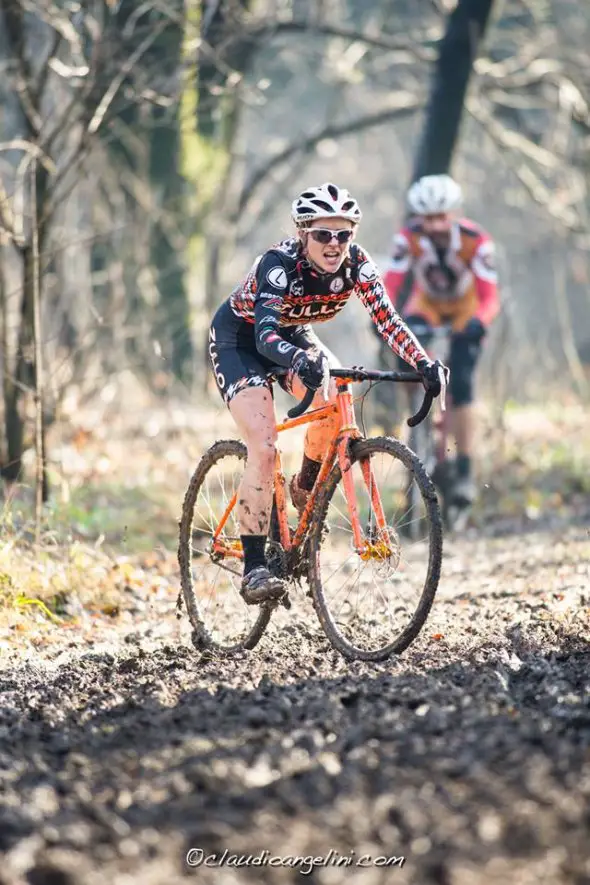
[1,520,589,885]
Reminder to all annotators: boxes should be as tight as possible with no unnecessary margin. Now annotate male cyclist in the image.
[209,182,448,604]
[383,174,499,507]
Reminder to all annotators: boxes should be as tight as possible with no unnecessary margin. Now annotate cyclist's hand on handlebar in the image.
[291,348,330,394]
[461,317,486,344]
[417,358,449,398]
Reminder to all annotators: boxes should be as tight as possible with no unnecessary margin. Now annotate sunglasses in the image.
[308,228,354,245]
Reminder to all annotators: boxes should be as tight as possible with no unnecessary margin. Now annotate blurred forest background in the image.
[0,0,589,525]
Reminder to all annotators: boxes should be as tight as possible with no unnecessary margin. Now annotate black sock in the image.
[241,535,266,574]
[456,454,471,479]
[299,454,322,492]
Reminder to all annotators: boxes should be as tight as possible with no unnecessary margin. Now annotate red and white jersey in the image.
[383,217,499,328]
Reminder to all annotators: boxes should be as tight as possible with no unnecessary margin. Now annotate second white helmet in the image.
[407,174,463,215]
[291,182,362,226]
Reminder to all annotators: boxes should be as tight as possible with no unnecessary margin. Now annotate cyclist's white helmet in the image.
[407,174,463,215]
[291,182,362,226]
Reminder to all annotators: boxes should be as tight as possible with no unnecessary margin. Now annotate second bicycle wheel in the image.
[405,386,437,540]
[178,439,272,655]
[308,436,443,661]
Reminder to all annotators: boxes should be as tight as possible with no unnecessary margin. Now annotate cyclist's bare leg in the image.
[447,404,477,509]
[228,386,277,535]
[451,404,475,458]
[227,386,287,601]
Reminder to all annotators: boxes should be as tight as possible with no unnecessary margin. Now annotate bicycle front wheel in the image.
[308,436,443,661]
[178,439,272,655]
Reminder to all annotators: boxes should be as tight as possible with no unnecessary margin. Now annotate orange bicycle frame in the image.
[212,379,392,560]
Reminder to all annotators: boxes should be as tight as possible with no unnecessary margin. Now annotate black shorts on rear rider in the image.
[399,314,482,407]
[209,300,338,405]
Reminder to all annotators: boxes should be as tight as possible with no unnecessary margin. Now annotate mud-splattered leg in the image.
[228,386,277,573]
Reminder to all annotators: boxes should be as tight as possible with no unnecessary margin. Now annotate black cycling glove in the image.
[291,349,330,391]
[461,317,486,344]
[417,358,450,397]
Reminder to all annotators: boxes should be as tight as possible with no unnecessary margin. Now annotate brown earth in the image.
[1,394,589,885]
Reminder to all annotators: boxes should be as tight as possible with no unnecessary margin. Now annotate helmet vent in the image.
[311,199,333,212]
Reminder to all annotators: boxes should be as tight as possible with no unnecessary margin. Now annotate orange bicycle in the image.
[177,367,443,662]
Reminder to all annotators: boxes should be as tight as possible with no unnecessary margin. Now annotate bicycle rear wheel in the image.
[178,439,272,655]
[307,436,442,661]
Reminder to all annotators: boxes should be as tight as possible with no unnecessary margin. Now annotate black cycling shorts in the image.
[209,301,337,405]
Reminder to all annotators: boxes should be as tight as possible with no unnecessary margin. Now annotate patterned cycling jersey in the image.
[227,237,425,370]
[383,218,499,328]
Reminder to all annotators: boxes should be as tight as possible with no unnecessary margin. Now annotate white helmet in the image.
[407,174,463,215]
[291,182,362,226]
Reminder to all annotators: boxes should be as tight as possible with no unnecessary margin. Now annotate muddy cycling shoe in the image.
[451,474,476,508]
[240,566,288,605]
[289,474,310,515]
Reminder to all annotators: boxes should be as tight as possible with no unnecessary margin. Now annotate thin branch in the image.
[13,73,44,136]
[465,96,562,170]
[47,57,89,80]
[0,141,56,246]
[478,56,563,91]
[118,167,185,253]
[87,17,170,135]
[20,0,87,68]
[42,136,96,225]
[184,15,437,114]
[33,31,62,102]
[234,95,424,220]
[484,88,548,111]
[469,108,583,232]
[0,140,56,174]
[229,18,441,60]
[475,36,553,82]
[122,0,162,38]
[0,179,16,238]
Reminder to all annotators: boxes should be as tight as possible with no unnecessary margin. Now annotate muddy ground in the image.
[1,511,589,885]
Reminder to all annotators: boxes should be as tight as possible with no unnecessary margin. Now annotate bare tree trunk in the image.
[31,159,47,538]
[5,164,49,487]
[2,245,30,485]
[0,244,10,483]
[412,0,496,180]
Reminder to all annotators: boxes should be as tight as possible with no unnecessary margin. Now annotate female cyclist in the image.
[208,182,447,604]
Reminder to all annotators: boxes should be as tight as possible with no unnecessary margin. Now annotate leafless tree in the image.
[0,0,189,491]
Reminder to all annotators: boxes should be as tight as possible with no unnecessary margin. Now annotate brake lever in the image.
[287,386,315,419]
[407,389,435,427]
[438,365,447,412]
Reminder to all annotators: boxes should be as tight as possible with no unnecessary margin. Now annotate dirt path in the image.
[1,519,589,885]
